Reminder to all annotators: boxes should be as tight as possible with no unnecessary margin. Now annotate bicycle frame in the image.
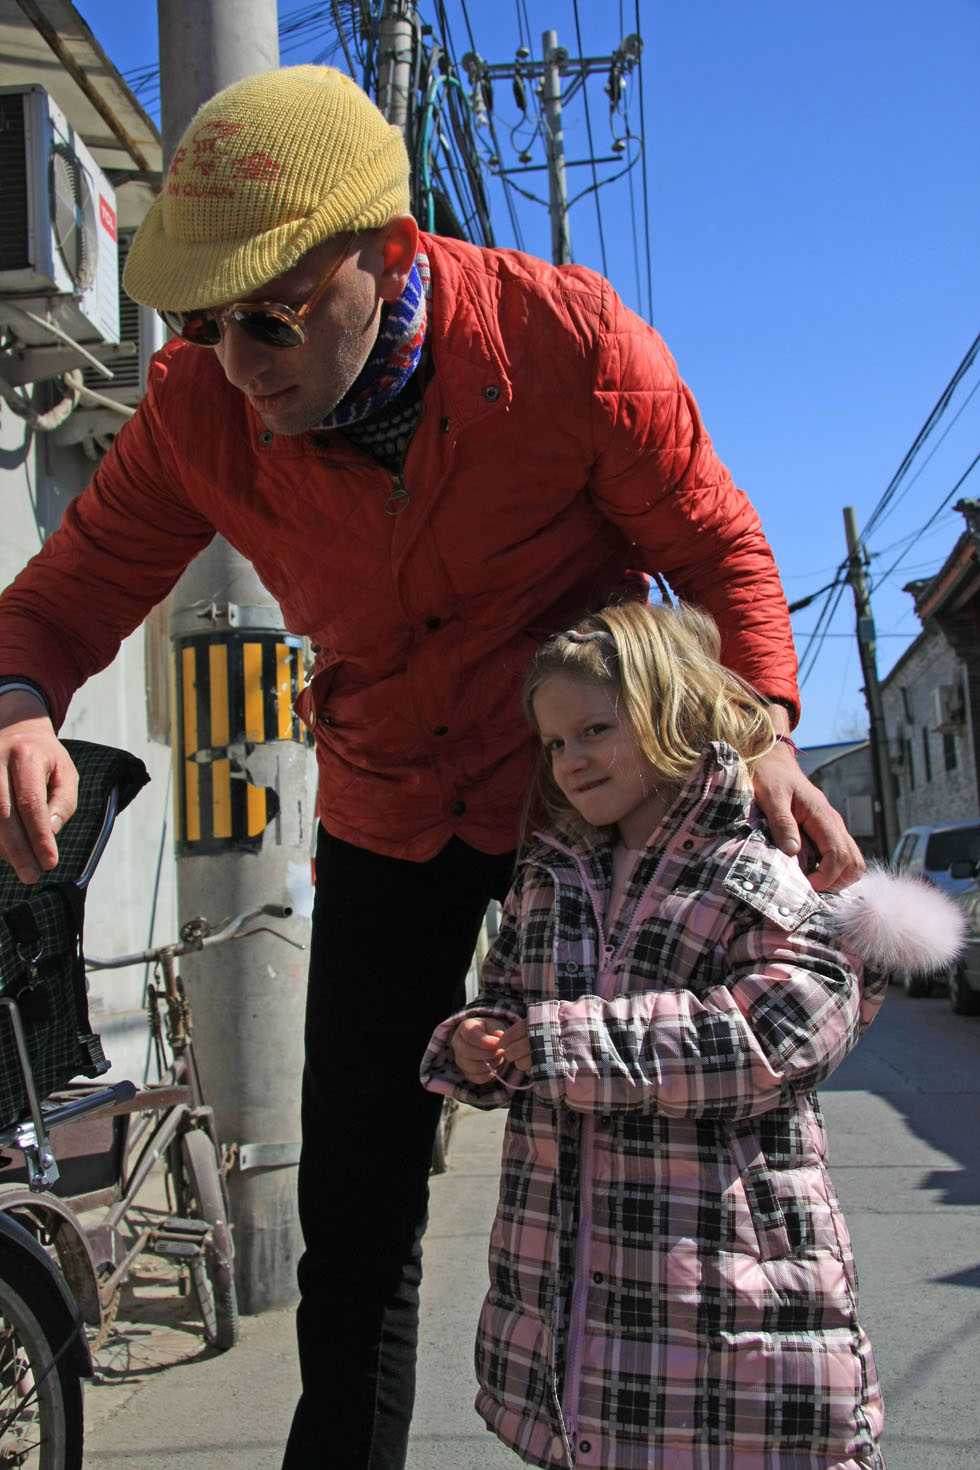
[0,904,298,1338]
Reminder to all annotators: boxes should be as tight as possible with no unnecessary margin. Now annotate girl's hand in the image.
[451,1017,507,1085]
[497,1017,531,1075]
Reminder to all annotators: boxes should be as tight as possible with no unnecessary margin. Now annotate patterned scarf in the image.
[317,249,431,431]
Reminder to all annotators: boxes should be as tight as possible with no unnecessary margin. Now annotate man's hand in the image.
[752,739,863,892]
[0,691,78,884]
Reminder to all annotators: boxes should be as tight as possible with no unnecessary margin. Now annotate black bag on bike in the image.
[0,741,148,1130]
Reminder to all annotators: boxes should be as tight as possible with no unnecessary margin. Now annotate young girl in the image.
[421,600,963,1470]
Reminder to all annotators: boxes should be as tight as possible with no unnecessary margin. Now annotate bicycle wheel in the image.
[0,1276,82,1469]
[171,1129,240,1352]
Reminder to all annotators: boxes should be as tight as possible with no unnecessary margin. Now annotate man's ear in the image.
[378,215,420,303]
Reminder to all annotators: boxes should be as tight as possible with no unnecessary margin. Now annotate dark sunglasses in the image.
[158,232,356,350]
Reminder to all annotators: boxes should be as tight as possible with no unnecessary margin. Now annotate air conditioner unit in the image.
[931,684,964,733]
[82,229,165,405]
[0,85,119,350]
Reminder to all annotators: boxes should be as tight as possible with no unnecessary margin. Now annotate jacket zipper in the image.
[542,840,613,1458]
[384,473,410,516]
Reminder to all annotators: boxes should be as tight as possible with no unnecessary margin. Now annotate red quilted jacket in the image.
[0,234,798,859]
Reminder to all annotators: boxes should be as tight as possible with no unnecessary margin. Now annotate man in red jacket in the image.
[0,67,860,1469]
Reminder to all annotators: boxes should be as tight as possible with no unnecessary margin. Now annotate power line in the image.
[634,0,653,319]
[571,0,609,277]
[871,450,980,590]
[861,329,980,541]
[865,372,980,542]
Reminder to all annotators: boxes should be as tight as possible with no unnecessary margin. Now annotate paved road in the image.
[84,986,980,1468]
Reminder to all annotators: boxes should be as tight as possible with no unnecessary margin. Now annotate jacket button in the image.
[682,839,694,850]
[450,799,466,816]
[424,616,442,630]
[433,725,449,737]
[440,415,451,432]
[579,1442,592,1455]
[483,385,500,401]
[259,429,273,445]
[592,1271,604,1284]
[320,714,333,727]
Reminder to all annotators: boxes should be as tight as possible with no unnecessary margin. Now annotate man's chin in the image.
[252,392,341,438]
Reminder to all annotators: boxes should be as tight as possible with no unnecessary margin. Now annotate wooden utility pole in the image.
[843,506,900,858]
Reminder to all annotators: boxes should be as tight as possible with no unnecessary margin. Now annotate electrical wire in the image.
[871,451,980,590]
[571,0,609,277]
[861,329,980,541]
[633,0,654,320]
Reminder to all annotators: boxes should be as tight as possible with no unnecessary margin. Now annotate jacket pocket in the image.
[725,1121,793,1261]
[295,658,341,731]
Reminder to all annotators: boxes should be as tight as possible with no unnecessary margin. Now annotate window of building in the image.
[944,730,958,772]
[905,738,915,790]
[922,726,932,783]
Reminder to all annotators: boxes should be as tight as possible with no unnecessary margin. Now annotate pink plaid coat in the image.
[422,744,887,1469]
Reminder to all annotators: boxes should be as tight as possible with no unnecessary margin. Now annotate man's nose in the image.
[216,319,276,391]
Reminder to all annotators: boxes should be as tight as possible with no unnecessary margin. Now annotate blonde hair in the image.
[522,600,776,833]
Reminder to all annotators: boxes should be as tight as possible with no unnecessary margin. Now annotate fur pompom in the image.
[829,865,967,975]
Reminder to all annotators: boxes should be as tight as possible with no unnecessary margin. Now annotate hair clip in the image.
[565,628,614,646]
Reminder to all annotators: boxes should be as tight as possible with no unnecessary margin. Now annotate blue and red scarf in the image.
[317,249,431,431]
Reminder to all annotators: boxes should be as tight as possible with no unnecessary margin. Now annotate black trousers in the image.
[282,829,516,1469]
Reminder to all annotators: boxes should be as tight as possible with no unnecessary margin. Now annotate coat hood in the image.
[829,865,966,975]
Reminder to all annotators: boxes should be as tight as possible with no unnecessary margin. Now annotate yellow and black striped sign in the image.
[173,632,307,855]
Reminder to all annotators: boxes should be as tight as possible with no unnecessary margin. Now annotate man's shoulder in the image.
[423,232,608,328]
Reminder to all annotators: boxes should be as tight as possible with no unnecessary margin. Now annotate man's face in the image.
[212,225,411,436]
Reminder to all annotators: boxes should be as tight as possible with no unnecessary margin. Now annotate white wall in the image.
[1,401,177,1087]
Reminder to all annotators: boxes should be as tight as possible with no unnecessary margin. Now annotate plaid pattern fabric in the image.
[421,744,886,1469]
[0,741,148,1129]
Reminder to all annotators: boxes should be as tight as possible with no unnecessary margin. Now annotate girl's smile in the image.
[531,673,671,848]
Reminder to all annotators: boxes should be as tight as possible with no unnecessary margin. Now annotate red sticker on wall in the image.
[99,195,117,240]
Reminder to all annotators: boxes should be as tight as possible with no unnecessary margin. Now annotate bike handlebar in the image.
[84,903,298,970]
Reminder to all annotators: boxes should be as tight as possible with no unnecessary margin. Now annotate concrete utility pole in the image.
[541,30,572,266]
[843,506,901,859]
[157,0,314,1314]
[377,0,416,132]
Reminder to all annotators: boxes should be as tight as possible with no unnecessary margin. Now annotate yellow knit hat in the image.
[123,65,411,311]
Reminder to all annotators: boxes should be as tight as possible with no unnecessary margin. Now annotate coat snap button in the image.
[433,725,449,737]
[424,615,442,631]
[483,385,500,401]
[450,799,466,816]
[777,904,791,915]
[259,429,273,445]
[682,839,694,850]
[579,1441,592,1455]
[320,713,333,727]
[592,1271,604,1284]
[741,879,756,891]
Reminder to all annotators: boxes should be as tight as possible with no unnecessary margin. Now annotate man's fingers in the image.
[8,749,61,873]
[46,755,78,834]
[795,797,865,892]
[766,801,801,858]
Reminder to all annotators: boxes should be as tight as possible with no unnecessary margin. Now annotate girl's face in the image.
[532,673,669,848]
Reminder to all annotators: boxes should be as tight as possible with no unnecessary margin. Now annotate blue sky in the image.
[78,0,980,746]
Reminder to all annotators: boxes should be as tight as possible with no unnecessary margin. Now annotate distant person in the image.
[0,65,868,1470]
[423,600,963,1469]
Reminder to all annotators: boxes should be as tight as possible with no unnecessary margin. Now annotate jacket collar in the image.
[240,233,515,458]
